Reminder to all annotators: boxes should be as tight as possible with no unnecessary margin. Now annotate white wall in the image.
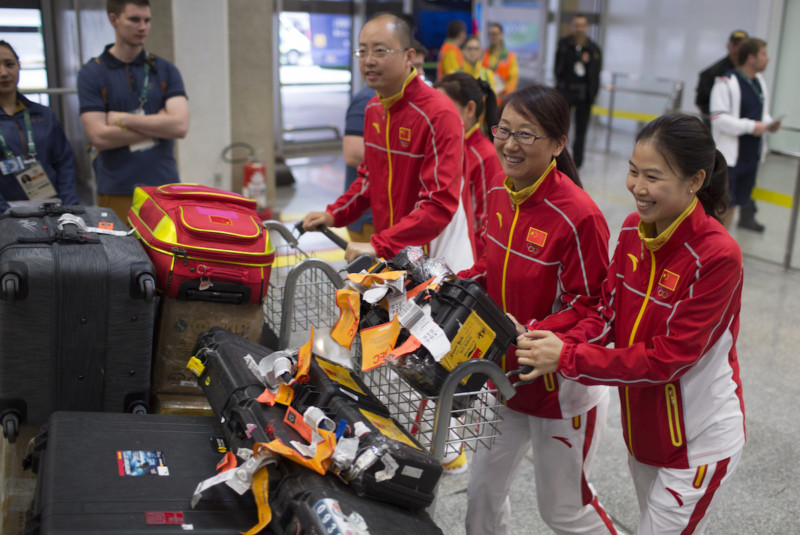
[603,0,780,113]
[171,0,232,189]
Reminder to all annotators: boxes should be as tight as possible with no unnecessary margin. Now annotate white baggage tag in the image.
[16,161,57,201]
[398,300,450,361]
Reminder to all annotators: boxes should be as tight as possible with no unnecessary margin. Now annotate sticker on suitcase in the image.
[117,450,169,476]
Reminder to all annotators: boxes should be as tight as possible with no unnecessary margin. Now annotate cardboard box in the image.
[1,426,39,535]
[152,298,264,395]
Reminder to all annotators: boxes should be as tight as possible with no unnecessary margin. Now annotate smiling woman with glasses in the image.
[490,125,547,145]
[458,83,615,534]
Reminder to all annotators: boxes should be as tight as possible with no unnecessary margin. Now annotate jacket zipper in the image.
[385,111,394,227]
[500,204,520,312]
[665,383,683,447]
[624,247,657,458]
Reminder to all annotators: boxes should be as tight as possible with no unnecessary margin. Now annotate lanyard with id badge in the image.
[129,59,157,153]
[0,107,58,201]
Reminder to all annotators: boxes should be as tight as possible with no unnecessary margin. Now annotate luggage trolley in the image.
[260,222,515,469]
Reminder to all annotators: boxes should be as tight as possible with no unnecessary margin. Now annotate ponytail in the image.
[697,150,730,222]
[477,79,499,138]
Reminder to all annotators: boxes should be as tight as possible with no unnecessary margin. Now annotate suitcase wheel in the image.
[1,411,20,444]
[1,274,20,303]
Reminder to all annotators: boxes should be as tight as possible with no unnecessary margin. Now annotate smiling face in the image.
[110,3,151,48]
[494,105,565,190]
[0,45,20,99]
[358,16,414,98]
[627,140,703,235]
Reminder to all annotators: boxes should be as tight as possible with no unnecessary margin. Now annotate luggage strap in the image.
[0,231,100,257]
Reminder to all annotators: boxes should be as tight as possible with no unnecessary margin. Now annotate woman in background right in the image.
[518,113,745,534]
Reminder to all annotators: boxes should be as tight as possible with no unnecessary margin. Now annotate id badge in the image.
[129,108,157,152]
[16,161,58,200]
[0,156,25,175]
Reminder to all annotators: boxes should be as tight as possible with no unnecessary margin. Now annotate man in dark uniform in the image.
[554,14,602,169]
[695,30,748,128]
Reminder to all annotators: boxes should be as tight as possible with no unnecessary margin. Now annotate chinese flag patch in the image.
[526,227,547,248]
[659,269,680,291]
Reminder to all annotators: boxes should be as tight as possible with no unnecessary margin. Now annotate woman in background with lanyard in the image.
[0,40,79,212]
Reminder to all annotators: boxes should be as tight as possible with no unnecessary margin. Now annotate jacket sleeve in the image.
[554,40,567,85]
[710,77,756,136]
[529,209,610,333]
[589,42,602,102]
[457,251,487,288]
[558,247,743,387]
[48,115,80,206]
[695,67,713,112]
[327,161,372,229]
[369,109,465,259]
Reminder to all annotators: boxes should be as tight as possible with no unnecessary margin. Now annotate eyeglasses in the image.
[491,125,548,145]
[354,48,406,59]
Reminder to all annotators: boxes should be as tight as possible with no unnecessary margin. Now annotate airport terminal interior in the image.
[2,0,800,533]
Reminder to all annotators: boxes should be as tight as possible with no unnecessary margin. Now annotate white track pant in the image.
[628,447,743,534]
[466,392,616,535]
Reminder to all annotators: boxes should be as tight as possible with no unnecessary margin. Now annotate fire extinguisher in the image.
[222,142,269,210]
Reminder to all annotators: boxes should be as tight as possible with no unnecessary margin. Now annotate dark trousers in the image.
[562,93,592,168]
[728,156,759,208]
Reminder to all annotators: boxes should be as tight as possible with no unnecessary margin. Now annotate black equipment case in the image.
[292,353,387,415]
[390,278,516,403]
[324,395,443,509]
[0,205,156,443]
[24,411,258,534]
[266,460,443,535]
[193,328,443,510]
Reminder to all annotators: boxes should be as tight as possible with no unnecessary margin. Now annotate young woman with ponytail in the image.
[518,113,744,534]
[436,72,501,256]
[459,84,616,534]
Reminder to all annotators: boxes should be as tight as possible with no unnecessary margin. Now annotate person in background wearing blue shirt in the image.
[78,0,189,221]
[0,41,79,213]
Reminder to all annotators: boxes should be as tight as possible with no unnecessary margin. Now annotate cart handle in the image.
[262,220,300,248]
[429,360,516,462]
[292,221,374,274]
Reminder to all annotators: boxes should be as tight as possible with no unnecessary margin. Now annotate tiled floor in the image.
[274,128,800,534]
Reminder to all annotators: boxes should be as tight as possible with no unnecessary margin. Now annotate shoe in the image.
[442,448,469,475]
[737,216,765,232]
[737,203,765,233]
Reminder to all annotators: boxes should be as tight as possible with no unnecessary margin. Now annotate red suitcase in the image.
[128,184,275,304]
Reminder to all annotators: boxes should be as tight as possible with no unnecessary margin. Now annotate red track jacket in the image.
[558,199,746,468]
[460,161,610,418]
[327,72,473,265]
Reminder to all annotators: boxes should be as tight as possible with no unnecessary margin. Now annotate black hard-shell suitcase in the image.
[24,411,258,534]
[0,204,156,443]
[324,396,442,509]
[266,461,443,535]
[390,278,516,405]
[191,328,304,451]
